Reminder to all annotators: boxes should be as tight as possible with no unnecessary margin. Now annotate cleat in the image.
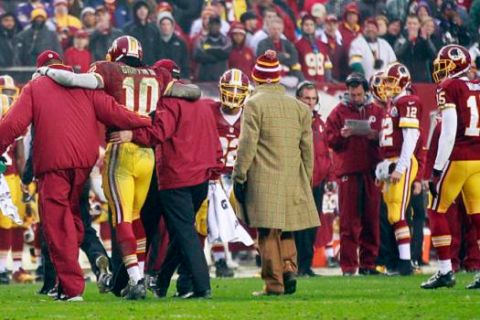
[215,259,234,278]
[359,268,381,275]
[398,259,413,276]
[95,255,112,294]
[121,279,146,300]
[0,271,10,284]
[55,294,84,302]
[421,271,456,289]
[47,286,59,298]
[283,272,297,295]
[466,273,480,289]
[12,268,35,283]
[327,257,339,268]
[181,289,212,299]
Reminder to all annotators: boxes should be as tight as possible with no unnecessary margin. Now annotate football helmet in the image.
[0,75,19,102]
[219,68,250,109]
[432,44,471,83]
[369,71,386,103]
[382,62,411,99]
[106,36,143,62]
[0,94,11,120]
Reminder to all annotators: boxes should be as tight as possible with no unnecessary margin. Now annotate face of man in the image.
[346,12,358,25]
[263,10,277,25]
[269,21,283,40]
[73,37,89,50]
[363,23,378,42]
[136,6,149,22]
[55,4,68,16]
[388,20,401,35]
[348,85,366,106]
[325,21,338,36]
[302,19,316,35]
[83,12,96,28]
[159,19,174,36]
[244,18,258,32]
[209,22,221,37]
[406,17,420,35]
[1,16,15,30]
[299,88,318,110]
[232,32,245,45]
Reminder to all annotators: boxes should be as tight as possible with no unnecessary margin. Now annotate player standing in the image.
[422,44,480,289]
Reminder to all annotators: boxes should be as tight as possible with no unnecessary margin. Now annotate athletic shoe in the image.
[47,286,59,298]
[12,268,35,283]
[181,290,212,299]
[121,279,146,300]
[359,268,381,275]
[283,272,297,295]
[0,271,9,284]
[95,255,112,294]
[342,272,356,276]
[55,294,84,302]
[215,259,234,278]
[421,271,456,289]
[327,257,339,268]
[466,273,480,289]
[298,269,317,277]
[252,290,282,297]
[398,259,413,276]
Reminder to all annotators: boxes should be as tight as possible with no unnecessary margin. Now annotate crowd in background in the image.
[1,0,480,86]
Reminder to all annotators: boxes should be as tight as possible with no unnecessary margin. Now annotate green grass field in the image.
[1,274,479,320]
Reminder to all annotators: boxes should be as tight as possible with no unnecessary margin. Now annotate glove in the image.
[233,181,246,204]
[0,156,6,174]
[429,169,442,198]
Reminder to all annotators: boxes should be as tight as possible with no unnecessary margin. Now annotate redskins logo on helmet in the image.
[0,94,11,120]
[369,71,386,103]
[0,75,19,102]
[219,69,250,109]
[432,44,471,83]
[382,62,411,99]
[106,36,143,62]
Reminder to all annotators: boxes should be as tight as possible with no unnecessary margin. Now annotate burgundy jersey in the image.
[2,142,17,176]
[207,100,241,174]
[295,37,332,82]
[436,78,480,161]
[90,61,165,116]
[380,94,422,158]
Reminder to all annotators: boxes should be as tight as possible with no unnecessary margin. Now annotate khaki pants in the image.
[258,228,297,294]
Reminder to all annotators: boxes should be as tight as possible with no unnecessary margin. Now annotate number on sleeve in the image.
[466,95,480,137]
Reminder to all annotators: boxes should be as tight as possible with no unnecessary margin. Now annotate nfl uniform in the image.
[379,94,421,259]
[295,37,332,83]
[90,61,161,274]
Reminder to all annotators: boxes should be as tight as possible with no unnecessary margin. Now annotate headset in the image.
[345,72,369,91]
[295,80,319,104]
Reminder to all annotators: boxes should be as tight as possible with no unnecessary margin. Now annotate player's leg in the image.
[0,216,12,284]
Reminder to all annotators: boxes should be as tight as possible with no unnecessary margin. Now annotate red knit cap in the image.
[36,50,62,67]
[252,50,281,84]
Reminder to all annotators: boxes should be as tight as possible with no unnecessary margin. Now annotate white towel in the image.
[0,174,22,225]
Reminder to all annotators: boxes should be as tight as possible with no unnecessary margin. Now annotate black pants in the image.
[407,190,427,264]
[41,179,109,288]
[156,181,210,295]
[294,184,324,273]
[376,199,398,270]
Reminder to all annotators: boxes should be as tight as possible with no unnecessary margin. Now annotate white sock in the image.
[438,259,452,275]
[127,265,142,283]
[138,261,144,278]
[12,260,21,272]
[326,247,334,258]
[398,244,411,260]
[0,254,7,273]
[213,251,226,262]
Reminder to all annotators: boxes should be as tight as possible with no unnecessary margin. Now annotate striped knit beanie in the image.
[252,50,281,84]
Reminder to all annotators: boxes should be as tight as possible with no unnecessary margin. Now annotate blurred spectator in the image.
[103,0,130,29]
[81,7,96,34]
[159,1,203,35]
[386,0,408,22]
[416,1,432,22]
[248,6,280,55]
[358,0,386,22]
[257,17,303,88]
[421,17,444,50]
[16,0,53,28]
[320,14,347,81]
[156,11,189,79]
[469,40,480,78]
[310,3,327,38]
[0,12,20,67]
[339,3,361,52]
[376,15,388,37]
[469,0,480,34]
[193,15,232,81]
[252,0,296,42]
[240,11,258,47]
[123,0,159,66]
[227,22,255,78]
[349,18,396,80]
[295,15,332,83]
[394,15,436,82]
[64,29,93,73]
[51,0,82,50]
[190,5,229,39]
[89,5,123,61]
[16,8,62,66]
[438,0,471,46]
[383,18,402,47]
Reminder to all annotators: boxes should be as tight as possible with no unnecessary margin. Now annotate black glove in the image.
[234,181,246,204]
[428,169,442,198]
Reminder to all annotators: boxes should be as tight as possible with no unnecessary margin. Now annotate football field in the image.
[1,274,479,320]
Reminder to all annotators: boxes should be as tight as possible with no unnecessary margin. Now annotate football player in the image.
[376,62,422,275]
[422,44,480,289]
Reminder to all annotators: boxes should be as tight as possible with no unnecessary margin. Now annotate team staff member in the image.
[233,50,319,296]
[0,50,151,301]
[326,73,384,276]
[294,81,331,277]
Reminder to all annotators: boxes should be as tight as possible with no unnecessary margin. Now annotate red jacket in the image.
[64,47,93,73]
[228,45,255,79]
[326,100,384,177]
[312,111,331,187]
[132,97,223,190]
[0,67,151,176]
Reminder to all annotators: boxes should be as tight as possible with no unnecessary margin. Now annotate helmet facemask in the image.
[432,58,456,83]
[219,83,249,109]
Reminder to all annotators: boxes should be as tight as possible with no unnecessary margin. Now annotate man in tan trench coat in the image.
[232,50,319,296]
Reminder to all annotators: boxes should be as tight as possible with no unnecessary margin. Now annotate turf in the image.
[1,274,479,320]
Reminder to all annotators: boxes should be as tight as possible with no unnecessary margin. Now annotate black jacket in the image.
[0,25,19,67]
[193,33,232,81]
[89,28,124,62]
[15,25,62,66]
[394,35,437,83]
[156,33,190,79]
